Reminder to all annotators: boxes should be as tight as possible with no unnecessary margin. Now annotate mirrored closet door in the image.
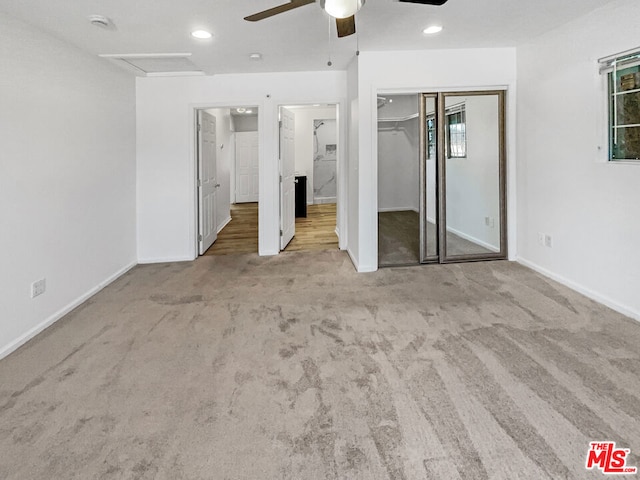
[438,91,507,262]
[377,90,507,267]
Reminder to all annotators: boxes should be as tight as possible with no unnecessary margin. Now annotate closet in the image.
[377,91,507,266]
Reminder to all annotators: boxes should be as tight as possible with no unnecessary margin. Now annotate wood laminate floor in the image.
[204,203,258,256]
[205,202,338,256]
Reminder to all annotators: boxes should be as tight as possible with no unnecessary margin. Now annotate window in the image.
[600,48,640,162]
[446,104,466,158]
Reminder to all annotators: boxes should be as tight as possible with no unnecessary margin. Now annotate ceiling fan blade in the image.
[336,16,356,38]
[398,0,448,5]
[244,0,316,21]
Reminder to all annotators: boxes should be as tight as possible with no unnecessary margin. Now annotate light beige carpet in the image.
[1,251,639,479]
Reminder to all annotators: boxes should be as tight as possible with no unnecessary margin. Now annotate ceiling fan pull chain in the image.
[327,16,333,66]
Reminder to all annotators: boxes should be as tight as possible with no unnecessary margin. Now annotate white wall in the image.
[346,58,359,266]
[377,95,420,212]
[233,114,258,132]
[355,48,517,271]
[291,106,337,204]
[205,108,233,230]
[516,0,640,320]
[136,71,347,261]
[0,13,137,358]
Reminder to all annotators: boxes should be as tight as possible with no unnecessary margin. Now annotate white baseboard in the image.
[138,255,195,264]
[313,197,337,204]
[358,264,377,273]
[347,248,376,273]
[378,207,419,213]
[217,215,232,233]
[0,261,137,361]
[517,257,640,323]
[402,215,500,253]
[347,248,359,271]
[446,225,500,253]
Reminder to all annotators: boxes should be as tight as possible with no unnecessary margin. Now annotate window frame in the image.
[445,103,467,159]
[600,47,640,163]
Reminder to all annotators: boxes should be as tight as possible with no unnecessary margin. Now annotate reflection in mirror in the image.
[424,96,438,259]
[444,94,501,257]
[377,94,420,265]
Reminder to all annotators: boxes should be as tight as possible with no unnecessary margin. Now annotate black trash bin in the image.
[295,175,307,218]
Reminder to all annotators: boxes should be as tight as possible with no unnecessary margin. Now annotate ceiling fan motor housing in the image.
[320,0,366,19]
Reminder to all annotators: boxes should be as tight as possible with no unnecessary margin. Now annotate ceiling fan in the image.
[244,0,449,38]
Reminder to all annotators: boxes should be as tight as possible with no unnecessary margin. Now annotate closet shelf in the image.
[377,112,419,123]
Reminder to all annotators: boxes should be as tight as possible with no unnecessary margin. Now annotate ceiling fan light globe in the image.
[321,0,365,19]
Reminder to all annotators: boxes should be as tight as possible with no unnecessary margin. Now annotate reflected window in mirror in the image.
[426,115,436,159]
[446,104,467,158]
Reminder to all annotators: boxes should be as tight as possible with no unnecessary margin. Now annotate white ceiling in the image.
[0,0,616,75]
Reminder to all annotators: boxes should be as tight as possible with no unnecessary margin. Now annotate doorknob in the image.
[215,183,221,188]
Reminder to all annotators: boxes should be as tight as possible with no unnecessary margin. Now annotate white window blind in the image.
[599,46,640,74]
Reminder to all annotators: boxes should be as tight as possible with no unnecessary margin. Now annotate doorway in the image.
[377,91,507,266]
[196,106,260,256]
[278,104,340,252]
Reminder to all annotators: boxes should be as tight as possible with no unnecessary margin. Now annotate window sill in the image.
[608,159,640,165]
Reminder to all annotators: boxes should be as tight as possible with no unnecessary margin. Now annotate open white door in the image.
[235,131,259,203]
[198,111,218,255]
[280,108,296,250]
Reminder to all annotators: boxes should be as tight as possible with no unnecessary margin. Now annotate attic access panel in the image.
[99,54,204,77]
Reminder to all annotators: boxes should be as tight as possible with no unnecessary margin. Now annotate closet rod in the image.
[377,112,419,123]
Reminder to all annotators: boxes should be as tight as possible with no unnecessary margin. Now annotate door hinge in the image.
[280,229,283,236]
[197,123,201,132]
[197,179,202,187]
[280,175,283,182]
[279,120,282,128]
[198,234,203,241]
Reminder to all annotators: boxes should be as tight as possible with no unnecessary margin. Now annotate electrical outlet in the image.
[544,235,553,248]
[31,278,46,298]
[538,232,545,246]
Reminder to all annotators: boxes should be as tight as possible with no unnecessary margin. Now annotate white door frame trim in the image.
[275,100,348,252]
[188,97,348,260]
[189,102,261,258]
[369,84,516,270]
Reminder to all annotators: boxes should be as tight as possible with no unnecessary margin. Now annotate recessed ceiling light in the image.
[423,25,443,35]
[191,30,212,39]
[236,107,246,113]
[249,53,263,60]
[246,109,253,114]
[313,104,321,107]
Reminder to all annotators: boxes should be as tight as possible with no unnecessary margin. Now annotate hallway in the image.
[204,203,338,255]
